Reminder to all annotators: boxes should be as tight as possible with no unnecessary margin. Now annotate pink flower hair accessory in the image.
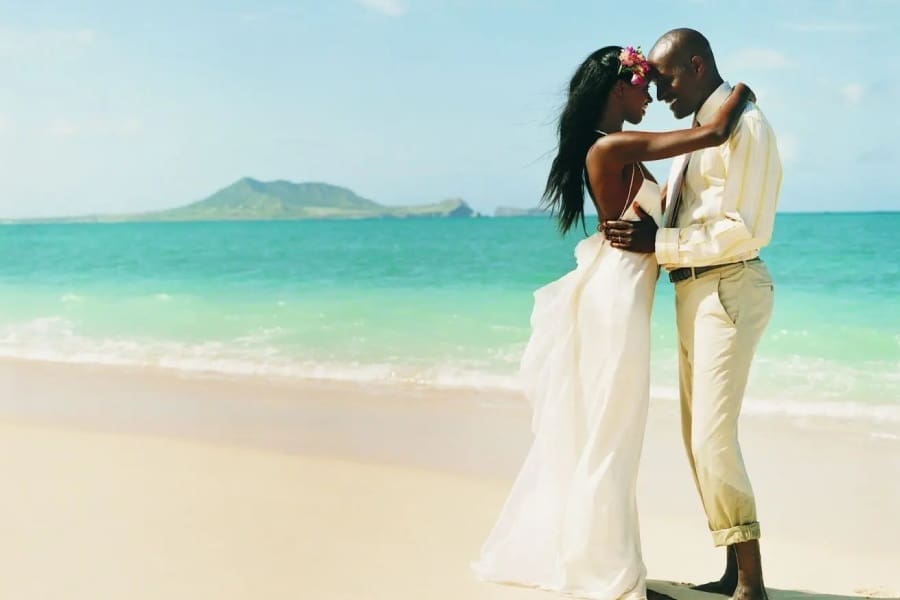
[618,46,650,86]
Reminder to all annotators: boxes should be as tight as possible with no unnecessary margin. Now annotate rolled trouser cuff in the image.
[711,521,760,547]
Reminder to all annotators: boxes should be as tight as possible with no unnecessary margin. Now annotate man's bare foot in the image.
[732,583,768,600]
[647,589,676,600]
[692,544,738,595]
[691,576,737,596]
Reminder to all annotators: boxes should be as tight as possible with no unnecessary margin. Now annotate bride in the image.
[472,46,752,600]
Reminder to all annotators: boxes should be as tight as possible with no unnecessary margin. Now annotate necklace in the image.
[594,129,608,135]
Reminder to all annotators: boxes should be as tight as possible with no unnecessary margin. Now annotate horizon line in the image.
[1,208,898,224]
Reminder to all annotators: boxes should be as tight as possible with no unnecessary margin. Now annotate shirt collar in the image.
[695,81,732,126]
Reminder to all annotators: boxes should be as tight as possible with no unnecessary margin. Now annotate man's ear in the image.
[690,55,704,77]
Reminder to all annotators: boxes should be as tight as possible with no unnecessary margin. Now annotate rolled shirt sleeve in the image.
[656,105,783,269]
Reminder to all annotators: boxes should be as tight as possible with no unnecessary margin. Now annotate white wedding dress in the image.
[473,167,663,600]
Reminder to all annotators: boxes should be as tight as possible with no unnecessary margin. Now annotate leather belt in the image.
[669,258,761,283]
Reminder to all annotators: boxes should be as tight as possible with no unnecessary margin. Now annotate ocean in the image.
[1,214,898,427]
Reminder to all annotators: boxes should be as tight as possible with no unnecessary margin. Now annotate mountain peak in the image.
[134,179,476,221]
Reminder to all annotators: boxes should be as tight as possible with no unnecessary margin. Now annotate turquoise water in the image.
[1,214,898,423]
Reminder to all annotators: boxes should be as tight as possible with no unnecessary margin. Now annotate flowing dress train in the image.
[473,173,663,600]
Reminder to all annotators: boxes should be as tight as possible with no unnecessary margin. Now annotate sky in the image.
[0,0,898,218]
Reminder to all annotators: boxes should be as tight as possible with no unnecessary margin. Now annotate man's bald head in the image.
[647,28,723,119]
[649,28,715,68]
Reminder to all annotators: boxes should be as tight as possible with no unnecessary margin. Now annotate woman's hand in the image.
[734,82,756,104]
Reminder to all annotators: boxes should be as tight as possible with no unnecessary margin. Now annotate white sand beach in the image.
[0,358,897,600]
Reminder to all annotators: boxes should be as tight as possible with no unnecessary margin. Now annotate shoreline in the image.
[1,353,897,438]
[1,357,898,598]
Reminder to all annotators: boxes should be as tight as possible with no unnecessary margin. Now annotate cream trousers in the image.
[674,259,773,546]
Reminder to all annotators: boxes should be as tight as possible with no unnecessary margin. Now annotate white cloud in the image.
[46,120,80,137]
[841,83,865,105]
[749,86,785,110]
[729,48,792,70]
[45,117,143,138]
[106,118,143,136]
[355,0,407,17]
[0,27,96,59]
[777,132,798,163]
[239,7,302,23]
[779,21,877,33]
[70,30,96,45]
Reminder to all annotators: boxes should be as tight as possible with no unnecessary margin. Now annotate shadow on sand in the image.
[649,580,899,600]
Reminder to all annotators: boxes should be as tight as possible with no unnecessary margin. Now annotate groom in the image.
[604,28,782,600]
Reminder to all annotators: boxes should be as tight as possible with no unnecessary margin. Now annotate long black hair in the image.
[542,46,631,234]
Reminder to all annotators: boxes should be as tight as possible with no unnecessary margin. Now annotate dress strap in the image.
[618,163,639,219]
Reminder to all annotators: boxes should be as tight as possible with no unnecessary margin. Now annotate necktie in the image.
[664,119,699,228]
[665,156,690,228]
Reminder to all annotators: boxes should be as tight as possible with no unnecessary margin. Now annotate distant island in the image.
[14,178,477,223]
[493,206,547,217]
